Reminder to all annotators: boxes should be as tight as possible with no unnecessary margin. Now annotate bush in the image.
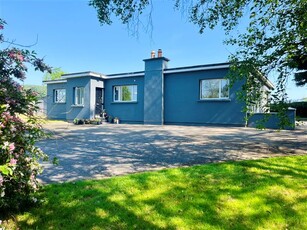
[73,118,85,125]
[288,101,307,118]
[0,19,52,213]
[271,101,307,118]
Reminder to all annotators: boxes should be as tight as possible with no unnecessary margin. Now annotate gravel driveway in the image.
[37,122,307,184]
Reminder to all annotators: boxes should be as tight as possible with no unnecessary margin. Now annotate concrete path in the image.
[37,122,307,184]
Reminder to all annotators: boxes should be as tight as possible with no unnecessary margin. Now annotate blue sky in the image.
[0,0,305,100]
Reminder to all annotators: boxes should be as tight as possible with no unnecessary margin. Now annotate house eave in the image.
[104,63,231,78]
[254,69,274,90]
[164,63,230,74]
[105,72,145,79]
[62,71,106,79]
[43,79,67,84]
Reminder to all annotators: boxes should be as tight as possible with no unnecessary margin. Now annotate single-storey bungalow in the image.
[44,50,295,128]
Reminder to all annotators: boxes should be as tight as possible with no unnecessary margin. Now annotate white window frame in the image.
[113,85,137,102]
[74,87,85,106]
[54,89,66,103]
[200,79,229,100]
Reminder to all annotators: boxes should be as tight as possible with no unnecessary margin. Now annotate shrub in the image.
[271,101,307,118]
[0,19,52,213]
[288,101,307,118]
[73,118,85,125]
[108,115,114,123]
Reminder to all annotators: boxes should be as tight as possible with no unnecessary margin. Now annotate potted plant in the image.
[94,118,102,125]
[108,115,113,123]
[90,118,101,125]
[102,109,107,118]
[73,118,79,125]
[114,117,119,124]
[73,118,84,125]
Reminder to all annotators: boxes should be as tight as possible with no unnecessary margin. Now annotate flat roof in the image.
[106,71,144,79]
[43,62,273,89]
[44,62,232,83]
[62,71,105,79]
[104,62,230,79]
[43,79,67,84]
[165,62,230,74]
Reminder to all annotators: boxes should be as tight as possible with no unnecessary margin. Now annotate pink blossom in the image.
[9,143,15,151]
[0,25,4,30]
[8,52,15,59]
[7,52,24,62]
[31,91,38,96]
[2,111,12,121]
[16,54,24,62]
[9,158,17,165]
[0,175,3,186]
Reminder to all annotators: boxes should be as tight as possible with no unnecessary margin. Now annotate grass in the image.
[18,114,65,124]
[2,155,307,230]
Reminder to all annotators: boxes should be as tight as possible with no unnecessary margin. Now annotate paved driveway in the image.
[37,122,307,184]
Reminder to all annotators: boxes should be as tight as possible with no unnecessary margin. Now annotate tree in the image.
[89,0,306,128]
[43,67,65,81]
[0,19,52,213]
[24,85,47,99]
[89,0,306,85]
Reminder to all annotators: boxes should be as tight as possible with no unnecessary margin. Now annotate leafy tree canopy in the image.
[89,0,307,86]
[43,67,65,81]
[23,85,47,99]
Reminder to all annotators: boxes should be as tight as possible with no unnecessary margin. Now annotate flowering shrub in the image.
[0,19,52,213]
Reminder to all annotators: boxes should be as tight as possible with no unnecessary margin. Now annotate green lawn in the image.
[3,155,307,230]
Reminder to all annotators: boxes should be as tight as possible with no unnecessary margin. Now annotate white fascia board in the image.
[164,64,230,74]
[63,72,105,79]
[263,78,274,90]
[254,69,274,90]
[43,80,67,84]
[105,73,144,79]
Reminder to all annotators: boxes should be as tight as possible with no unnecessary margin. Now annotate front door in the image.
[95,88,104,116]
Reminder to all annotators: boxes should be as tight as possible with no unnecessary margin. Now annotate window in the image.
[54,89,66,103]
[200,79,229,99]
[113,85,137,102]
[74,87,85,105]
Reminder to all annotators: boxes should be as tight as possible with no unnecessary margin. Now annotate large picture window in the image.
[54,89,66,103]
[74,87,84,105]
[113,85,137,102]
[200,79,229,99]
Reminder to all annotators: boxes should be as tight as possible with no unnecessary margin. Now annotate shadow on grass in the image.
[14,155,307,229]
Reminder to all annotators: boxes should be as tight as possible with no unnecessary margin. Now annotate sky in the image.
[0,0,306,101]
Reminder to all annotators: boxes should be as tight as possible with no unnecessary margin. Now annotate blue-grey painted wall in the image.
[248,108,296,129]
[143,57,169,125]
[104,76,144,123]
[46,82,67,120]
[66,77,91,121]
[164,68,246,125]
